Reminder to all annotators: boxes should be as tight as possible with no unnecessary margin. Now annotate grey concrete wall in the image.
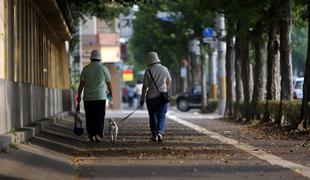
[62,89,74,112]
[0,79,63,134]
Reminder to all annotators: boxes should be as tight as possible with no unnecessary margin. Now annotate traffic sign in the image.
[203,27,214,38]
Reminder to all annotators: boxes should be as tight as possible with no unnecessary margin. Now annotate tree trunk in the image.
[251,23,265,120]
[187,53,193,91]
[225,26,235,117]
[234,34,244,120]
[278,0,294,100]
[299,5,310,129]
[170,70,179,95]
[276,0,294,126]
[240,32,251,121]
[266,19,280,100]
[264,3,281,123]
[200,38,208,113]
[192,52,201,85]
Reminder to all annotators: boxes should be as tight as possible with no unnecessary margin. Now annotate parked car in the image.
[293,77,304,99]
[176,85,203,112]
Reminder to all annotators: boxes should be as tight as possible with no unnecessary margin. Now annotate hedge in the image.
[206,99,218,113]
[236,100,303,127]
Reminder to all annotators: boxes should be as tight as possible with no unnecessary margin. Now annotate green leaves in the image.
[128,1,188,70]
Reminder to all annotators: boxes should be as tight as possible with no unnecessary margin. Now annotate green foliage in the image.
[294,0,309,26]
[67,0,139,53]
[68,0,124,22]
[236,100,303,128]
[206,99,218,113]
[165,0,215,38]
[169,95,177,106]
[70,75,80,91]
[292,26,308,75]
[128,1,188,70]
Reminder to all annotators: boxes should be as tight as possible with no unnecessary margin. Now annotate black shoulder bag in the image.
[147,69,170,106]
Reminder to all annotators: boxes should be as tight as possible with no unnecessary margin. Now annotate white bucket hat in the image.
[90,49,101,61]
[146,52,161,65]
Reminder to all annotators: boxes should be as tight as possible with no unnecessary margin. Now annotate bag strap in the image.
[76,101,80,112]
[147,69,160,94]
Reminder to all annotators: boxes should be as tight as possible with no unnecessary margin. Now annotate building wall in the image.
[98,33,119,45]
[0,80,63,134]
[106,63,121,110]
[97,18,119,34]
[81,17,97,35]
[81,35,98,45]
[82,45,120,64]
[0,0,71,134]
[0,0,5,79]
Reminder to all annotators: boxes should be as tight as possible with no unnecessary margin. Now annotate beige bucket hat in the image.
[146,52,161,65]
[90,49,101,61]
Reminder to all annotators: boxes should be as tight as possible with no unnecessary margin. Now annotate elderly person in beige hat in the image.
[77,49,113,143]
[140,52,172,142]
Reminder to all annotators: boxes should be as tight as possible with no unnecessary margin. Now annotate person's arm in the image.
[77,80,85,102]
[141,84,148,100]
[140,84,148,106]
[103,65,112,98]
[166,80,171,90]
[166,68,172,91]
[140,70,149,106]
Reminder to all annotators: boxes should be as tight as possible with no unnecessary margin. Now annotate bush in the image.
[206,99,218,113]
[169,95,177,106]
[236,100,302,127]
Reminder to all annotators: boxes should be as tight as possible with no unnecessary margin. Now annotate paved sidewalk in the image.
[0,109,308,180]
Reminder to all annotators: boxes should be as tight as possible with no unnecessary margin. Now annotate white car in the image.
[293,77,304,99]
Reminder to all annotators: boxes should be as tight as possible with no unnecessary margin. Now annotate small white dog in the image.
[108,118,118,143]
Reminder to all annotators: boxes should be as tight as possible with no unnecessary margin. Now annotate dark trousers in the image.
[84,100,106,138]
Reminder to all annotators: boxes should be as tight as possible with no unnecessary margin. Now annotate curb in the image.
[0,112,70,151]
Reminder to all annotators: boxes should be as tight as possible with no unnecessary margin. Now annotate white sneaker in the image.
[157,133,163,143]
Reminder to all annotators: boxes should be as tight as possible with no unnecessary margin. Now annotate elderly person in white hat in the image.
[140,52,172,142]
[77,49,113,143]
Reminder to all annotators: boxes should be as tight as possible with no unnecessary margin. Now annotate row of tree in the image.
[67,0,310,129]
[126,0,310,129]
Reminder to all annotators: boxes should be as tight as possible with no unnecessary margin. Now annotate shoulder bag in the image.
[147,69,170,106]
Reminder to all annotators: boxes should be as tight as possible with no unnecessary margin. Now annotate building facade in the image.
[0,0,72,134]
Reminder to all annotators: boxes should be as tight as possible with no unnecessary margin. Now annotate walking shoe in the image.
[157,133,163,143]
[150,136,157,142]
[88,136,95,142]
[95,135,103,143]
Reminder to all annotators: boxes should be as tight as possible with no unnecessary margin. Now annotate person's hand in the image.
[107,93,113,101]
[77,96,81,102]
[140,99,144,107]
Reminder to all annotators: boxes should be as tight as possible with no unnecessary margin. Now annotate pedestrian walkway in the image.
[0,110,308,180]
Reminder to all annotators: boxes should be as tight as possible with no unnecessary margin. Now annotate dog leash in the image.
[118,105,141,123]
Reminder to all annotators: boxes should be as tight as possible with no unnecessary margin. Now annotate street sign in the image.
[122,69,134,82]
[203,27,214,38]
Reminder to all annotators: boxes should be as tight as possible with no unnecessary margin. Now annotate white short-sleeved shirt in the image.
[80,61,111,101]
[143,63,172,99]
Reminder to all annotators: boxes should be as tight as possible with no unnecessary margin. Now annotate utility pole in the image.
[208,40,218,99]
[216,13,226,116]
[180,59,188,93]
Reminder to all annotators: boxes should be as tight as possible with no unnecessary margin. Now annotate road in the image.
[0,108,309,180]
